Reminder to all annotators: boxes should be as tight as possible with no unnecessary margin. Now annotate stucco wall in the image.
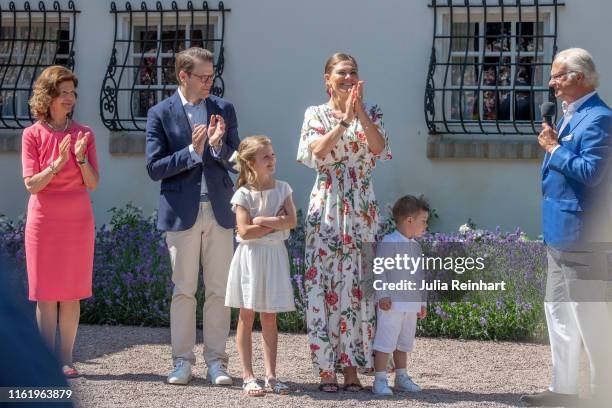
[0,0,609,237]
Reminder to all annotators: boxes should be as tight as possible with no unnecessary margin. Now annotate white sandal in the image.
[265,377,290,395]
[243,378,265,397]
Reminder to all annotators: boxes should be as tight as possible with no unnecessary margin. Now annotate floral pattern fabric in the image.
[297,103,391,376]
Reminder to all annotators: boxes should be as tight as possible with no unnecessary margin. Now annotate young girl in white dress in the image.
[225,135,297,397]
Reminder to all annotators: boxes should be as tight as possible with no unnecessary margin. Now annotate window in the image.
[0,1,77,129]
[425,0,563,135]
[100,1,230,132]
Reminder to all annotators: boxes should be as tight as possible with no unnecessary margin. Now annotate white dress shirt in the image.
[559,90,597,135]
[549,91,597,157]
[177,87,222,196]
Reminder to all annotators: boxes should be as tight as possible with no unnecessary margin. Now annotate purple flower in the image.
[479,316,487,326]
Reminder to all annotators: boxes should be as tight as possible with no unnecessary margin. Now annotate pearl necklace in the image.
[44,118,71,132]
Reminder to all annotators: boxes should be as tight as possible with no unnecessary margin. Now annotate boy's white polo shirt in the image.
[381,230,425,313]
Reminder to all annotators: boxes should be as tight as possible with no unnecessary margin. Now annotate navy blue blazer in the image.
[146,91,240,231]
[541,93,612,250]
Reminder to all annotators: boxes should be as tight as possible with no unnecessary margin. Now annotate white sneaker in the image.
[372,378,393,395]
[206,361,232,385]
[167,358,192,385]
[395,373,421,392]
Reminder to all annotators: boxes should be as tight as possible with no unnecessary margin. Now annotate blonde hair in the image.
[324,52,358,93]
[235,135,273,189]
[29,65,78,121]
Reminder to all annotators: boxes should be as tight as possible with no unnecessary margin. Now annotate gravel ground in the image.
[66,325,586,408]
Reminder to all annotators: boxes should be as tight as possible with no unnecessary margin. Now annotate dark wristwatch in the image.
[339,120,350,128]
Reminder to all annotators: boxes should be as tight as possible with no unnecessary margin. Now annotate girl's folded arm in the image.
[235,205,272,240]
[253,194,297,230]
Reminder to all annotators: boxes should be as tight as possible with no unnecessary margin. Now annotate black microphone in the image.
[540,102,556,127]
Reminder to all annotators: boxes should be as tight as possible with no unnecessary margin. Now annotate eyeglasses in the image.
[189,72,214,83]
[549,71,577,82]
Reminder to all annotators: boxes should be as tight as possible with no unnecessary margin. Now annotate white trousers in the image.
[372,309,417,353]
[165,202,234,366]
[545,248,612,395]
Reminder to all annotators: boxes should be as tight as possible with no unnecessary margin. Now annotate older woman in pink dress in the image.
[21,65,99,377]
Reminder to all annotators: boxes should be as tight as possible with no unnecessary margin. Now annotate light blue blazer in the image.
[541,93,612,250]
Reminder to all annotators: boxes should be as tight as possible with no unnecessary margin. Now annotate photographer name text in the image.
[373,279,507,291]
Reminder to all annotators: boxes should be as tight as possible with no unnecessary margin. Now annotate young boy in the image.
[372,195,429,395]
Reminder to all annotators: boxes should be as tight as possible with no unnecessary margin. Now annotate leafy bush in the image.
[376,207,547,341]
[82,204,172,325]
[0,205,547,341]
[419,300,546,342]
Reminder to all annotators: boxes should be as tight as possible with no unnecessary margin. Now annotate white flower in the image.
[458,223,472,234]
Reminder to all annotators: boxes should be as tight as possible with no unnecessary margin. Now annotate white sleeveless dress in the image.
[225,180,296,312]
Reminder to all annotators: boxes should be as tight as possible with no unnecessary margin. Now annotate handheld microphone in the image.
[540,102,556,127]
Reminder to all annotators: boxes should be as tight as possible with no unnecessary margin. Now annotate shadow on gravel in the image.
[73,325,171,361]
[399,389,522,406]
[79,373,169,383]
[285,382,523,407]
[79,374,242,388]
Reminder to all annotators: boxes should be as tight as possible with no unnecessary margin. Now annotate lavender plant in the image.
[0,205,547,341]
[82,204,173,325]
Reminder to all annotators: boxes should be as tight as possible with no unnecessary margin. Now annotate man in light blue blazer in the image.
[521,48,612,407]
[146,47,239,386]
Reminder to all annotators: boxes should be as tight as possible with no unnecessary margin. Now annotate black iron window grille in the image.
[0,1,77,129]
[425,0,563,135]
[100,1,229,132]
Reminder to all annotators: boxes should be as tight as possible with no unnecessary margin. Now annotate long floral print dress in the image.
[297,103,392,376]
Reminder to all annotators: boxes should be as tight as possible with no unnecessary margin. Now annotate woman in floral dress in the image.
[297,53,391,392]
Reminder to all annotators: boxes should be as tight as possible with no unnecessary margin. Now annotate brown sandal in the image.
[343,382,364,392]
[318,381,339,393]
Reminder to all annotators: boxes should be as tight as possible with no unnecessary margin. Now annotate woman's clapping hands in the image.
[53,130,92,174]
[75,131,90,161]
[354,81,365,114]
[342,85,357,123]
[343,81,365,124]
[54,134,71,171]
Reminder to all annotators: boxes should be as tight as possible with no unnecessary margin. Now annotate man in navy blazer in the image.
[521,48,612,407]
[146,47,239,386]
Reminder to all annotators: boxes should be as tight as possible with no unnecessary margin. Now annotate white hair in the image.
[554,48,599,88]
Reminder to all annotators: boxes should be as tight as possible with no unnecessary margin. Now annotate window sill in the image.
[110,132,145,155]
[427,134,545,160]
[0,130,22,153]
